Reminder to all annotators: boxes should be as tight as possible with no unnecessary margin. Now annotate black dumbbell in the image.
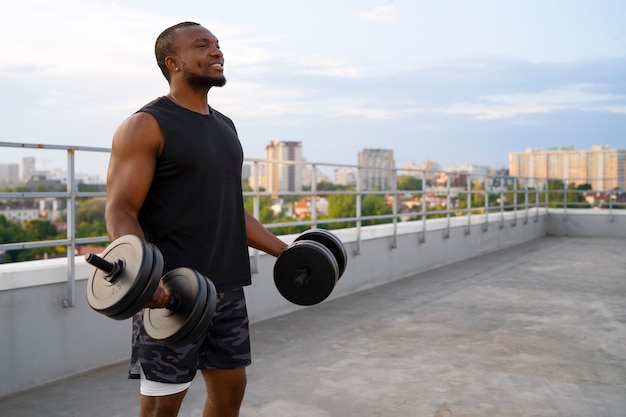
[273,229,348,306]
[85,235,216,347]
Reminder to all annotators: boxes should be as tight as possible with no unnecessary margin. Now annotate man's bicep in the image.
[105,113,162,238]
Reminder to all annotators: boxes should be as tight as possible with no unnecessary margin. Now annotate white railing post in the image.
[63,148,76,308]
[391,168,398,248]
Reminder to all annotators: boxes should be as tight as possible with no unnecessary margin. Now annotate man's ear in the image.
[165,56,179,73]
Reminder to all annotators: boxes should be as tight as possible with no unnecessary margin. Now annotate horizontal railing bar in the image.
[75,192,107,198]
[0,239,71,251]
[0,236,109,252]
[0,141,111,153]
[0,192,71,198]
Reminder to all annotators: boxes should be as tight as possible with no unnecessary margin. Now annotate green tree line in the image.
[0,198,106,263]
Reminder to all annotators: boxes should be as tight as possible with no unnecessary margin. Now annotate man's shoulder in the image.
[137,96,168,113]
[211,107,236,128]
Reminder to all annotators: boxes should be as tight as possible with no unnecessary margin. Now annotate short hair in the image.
[155,22,200,81]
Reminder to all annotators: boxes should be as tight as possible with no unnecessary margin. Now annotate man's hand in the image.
[145,280,170,309]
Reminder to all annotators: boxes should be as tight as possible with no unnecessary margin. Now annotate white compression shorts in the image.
[139,366,192,396]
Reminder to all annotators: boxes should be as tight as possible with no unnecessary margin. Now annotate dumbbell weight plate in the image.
[295,229,348,276]
[108,242,164,321]
[143,268,216,347]
[172,273,217,348]
[274,240,339,306]
[86,235,156,319]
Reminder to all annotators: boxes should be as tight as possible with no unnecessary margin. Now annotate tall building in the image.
[302,165,330,187]
[0,163,19,183]
[358,148,395,191]
[246,162,265,190]
[264,140,304,192]
[334,167,357,186]
[22,157,36,181]
[440,164,490,187]
[509,146,626,190]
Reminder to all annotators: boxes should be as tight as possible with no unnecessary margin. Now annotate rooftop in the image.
[1,235,624,417]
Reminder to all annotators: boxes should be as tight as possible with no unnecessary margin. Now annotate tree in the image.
[397,176,422,191]
[315,181,338,191]
[74,198,107,240]
[361,194,392,225]
[303,181,352,192]
[565,183,591,208]
[244,195,275,224]
[0,215,25,263]
[502,184,516,209]
[77,219,106,239]
[76,199,106,224]
[22,219,59,241]
[471,181,485,208]
[326,193,393,228]
[326,194,356,229]
[546,179,566,207]
[18,219,64,261]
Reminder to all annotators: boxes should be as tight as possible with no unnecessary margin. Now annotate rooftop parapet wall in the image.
[2,209,624,398]
[545,209,626,237]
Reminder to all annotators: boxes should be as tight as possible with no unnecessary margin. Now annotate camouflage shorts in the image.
[128,288,251,384]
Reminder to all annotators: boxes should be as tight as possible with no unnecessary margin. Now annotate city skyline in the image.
[1,1,624,172]
[2,142,625,187]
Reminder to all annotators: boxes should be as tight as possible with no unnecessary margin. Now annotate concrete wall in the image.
[0,210,551,397]
[546,209,626,238]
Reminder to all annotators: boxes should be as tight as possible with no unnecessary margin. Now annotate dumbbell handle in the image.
[86,252,178,310]
[146,283,180,311]
[87,252,183,312]
[85,253,124,283]
[165,295,180,310]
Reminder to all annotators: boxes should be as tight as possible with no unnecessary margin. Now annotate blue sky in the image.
[1,0,625,176]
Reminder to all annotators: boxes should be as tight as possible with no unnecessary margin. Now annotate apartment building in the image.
[263,140,304,192]
[509,146,626,190]
[0,163,19,183]
[358,148,395,191]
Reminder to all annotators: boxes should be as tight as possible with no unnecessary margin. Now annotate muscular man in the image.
[105,21,287,417]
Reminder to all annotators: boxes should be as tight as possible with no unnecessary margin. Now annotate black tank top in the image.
[136,97,251,291]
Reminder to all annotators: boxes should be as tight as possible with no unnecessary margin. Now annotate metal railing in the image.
[1,141,624,307]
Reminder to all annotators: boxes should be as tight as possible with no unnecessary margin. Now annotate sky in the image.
[1,0,625,178]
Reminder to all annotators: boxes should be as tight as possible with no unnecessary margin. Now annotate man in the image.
[105,21,287,417]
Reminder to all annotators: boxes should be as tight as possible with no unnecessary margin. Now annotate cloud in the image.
[331,105,397,121]
[214,81,314,117]
[443,84,626,120]
[216,79,401,122]
[224,33,288,71]
[288,55,362,78]
[0,0,169,78]
[358,4,396,22]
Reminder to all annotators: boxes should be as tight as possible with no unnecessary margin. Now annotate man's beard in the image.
[184,71,227,88]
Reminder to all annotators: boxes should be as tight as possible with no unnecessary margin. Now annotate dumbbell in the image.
[273,229,348,306]
[85,235,217,347]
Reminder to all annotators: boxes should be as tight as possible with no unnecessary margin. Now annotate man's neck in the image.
[168,87,211,115]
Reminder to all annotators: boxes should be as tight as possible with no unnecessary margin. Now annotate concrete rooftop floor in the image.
[1,236,625,417]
